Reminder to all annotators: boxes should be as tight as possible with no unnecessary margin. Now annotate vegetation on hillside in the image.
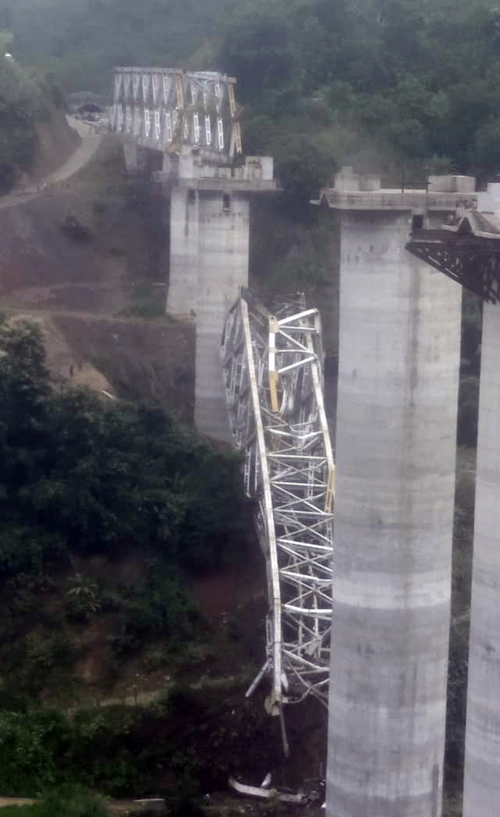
[0,317,251,693]
[0,787,110,817]
[0,0,489,810]
[0,318,276,799]
[0,33,62,191]
[0,318,245,577]
[4,0,500,184]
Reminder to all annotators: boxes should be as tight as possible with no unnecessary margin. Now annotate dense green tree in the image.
[272,133,336,202]
[0,53,57,191]
[0,319,248,580]
[221,8,294,104]
[5,0,500,178]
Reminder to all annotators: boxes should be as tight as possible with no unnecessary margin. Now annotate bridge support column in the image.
[194,191,250,441]
[111,68,276,441]
[168,188,200,315]
[330,209,460,817]
[314,173,469,817]
[167,188,250,441]
[161,150,275,441]
[463,300,500,817]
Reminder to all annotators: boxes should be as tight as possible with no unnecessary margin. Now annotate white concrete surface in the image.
[159,147,276,441]
[476,181,500,214]
[463,301,500,817]
[166,187,250,440]
[194,191,250,440]
[168,188,200,315]
[327,208,461,817]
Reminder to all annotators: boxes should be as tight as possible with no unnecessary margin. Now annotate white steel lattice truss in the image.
[111,67,242,158]
[221,290,335,712]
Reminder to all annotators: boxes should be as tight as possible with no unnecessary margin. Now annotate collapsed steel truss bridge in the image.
[221,290,335,714]
[406,213,500,304]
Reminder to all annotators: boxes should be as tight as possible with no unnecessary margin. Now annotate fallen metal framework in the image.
[221,289,335,712]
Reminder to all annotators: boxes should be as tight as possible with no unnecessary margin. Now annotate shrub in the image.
[37,787,110,817]
[66,574,101,623]
[108,566,201,657]
[272,134,336,202]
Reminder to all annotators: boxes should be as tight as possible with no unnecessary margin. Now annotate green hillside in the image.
[3,0,500,178]
[0,37,61,190]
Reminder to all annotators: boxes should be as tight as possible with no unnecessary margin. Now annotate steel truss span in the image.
[221,289,335,711]
[111,67,242,159]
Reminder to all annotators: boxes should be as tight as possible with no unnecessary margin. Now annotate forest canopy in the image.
[3,0,500,182]
[0,318,247,580]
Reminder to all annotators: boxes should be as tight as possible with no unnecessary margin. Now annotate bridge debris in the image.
[221,290,335,715]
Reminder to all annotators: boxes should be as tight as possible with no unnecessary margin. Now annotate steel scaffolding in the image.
[221,289,335,713]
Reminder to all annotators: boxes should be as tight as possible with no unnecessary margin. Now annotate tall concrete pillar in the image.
[195,191,250,440]
[314,173,469,817]
[166,188,250,441]
[463,301,500,817]
[168,188,200,315]
[160,149,276,441]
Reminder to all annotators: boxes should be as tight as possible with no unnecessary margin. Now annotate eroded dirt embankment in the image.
[52,312,194,420]
[0,137,193,420]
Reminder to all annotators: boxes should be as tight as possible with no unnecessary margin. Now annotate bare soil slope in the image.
[0,137,192,418]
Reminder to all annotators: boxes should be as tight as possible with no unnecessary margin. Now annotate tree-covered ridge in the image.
[222,0,500,181]
[4,0,500,180]
[0,37,62,190]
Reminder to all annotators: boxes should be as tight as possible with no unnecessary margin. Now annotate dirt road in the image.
[0,117,102,212]
[44,118,101,185]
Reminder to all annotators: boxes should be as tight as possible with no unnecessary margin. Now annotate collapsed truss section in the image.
[221,289,335,711]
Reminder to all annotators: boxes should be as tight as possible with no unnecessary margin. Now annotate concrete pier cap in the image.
[161,147,277,442]
[154,146,276,192]
[313,166,477,213]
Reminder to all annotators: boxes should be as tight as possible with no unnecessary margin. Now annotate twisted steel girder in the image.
[221,289,335,711]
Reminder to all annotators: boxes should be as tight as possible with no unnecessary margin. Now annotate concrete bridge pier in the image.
[168,188,200,315]
[193,190,250,439]
[314,171,474,817]
[463,298,500,817]
[158,149,275,441]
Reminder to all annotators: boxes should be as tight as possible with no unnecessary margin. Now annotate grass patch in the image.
[0,788,110,817]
